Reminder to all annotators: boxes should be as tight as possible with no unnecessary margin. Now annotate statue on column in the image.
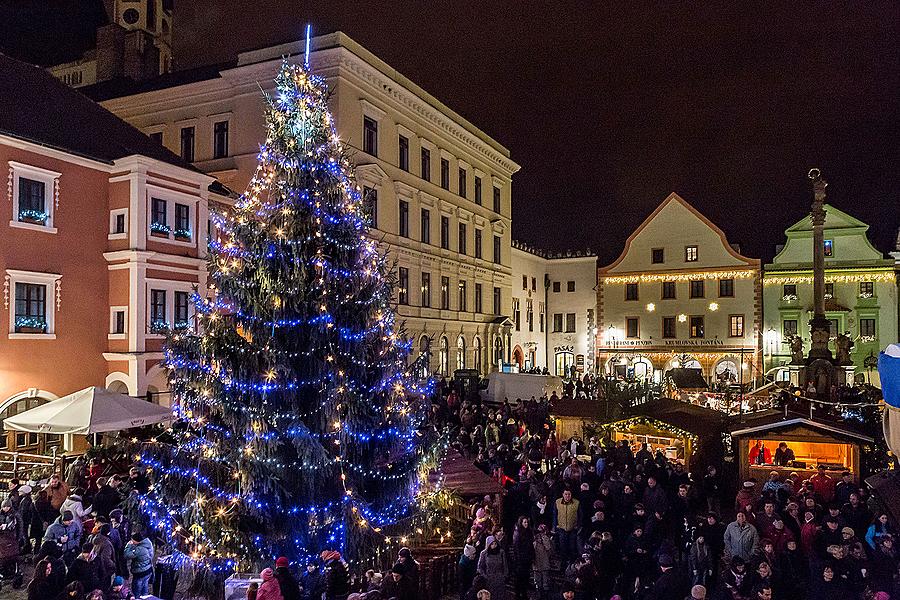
[789,335,805,365]
[835,332,854,366]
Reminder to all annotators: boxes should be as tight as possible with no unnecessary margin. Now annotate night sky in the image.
[2,2,898,264]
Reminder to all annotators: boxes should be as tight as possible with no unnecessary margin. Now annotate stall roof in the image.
[730,414,874,443]
[435,450,505,497]
[625,397,726,435]
[551,396,601,420]
[667,368,709,390]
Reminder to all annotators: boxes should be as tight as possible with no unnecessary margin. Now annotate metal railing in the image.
[0,448,62,483]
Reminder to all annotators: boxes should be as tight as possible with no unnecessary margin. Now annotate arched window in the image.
[439,336,449,376]
[473,337,482,374]
[0,393,61,453]
[419,335,431,377]
[456,336,466,371]
[494,335,504,367]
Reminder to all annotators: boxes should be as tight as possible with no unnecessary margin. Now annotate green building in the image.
[762,205,898,380]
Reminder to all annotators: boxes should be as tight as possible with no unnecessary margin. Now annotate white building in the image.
[93,32,520,377]
[511,243,598,376]
[597,193,762,385]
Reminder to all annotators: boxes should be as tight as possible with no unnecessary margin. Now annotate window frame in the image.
[458,167,467,198]
[180,125,195,162]
[625,317,639,338]
[213,120,229,159]
[420,147,431,182]
[492,286,501,316]
[146,185,199,247]
[362,116,378,156]
[474,283,483,313]
[859,281,874,298]
[440,158,450,190]
[783,319,798,338]
[685,245,698,262]
[552,281,561,293]
[420,208,430,244]
[689,279,705,298]
[718,278,734,297]
[729,314,745,338]
[651,248,664,264]
[565,313,576,333]
[689,315,705,339]
[398,135,409,171]
[552,313,563,333]
[474,228,483,259]
[662,281,676,300]
[567,281,576,292]
[441,276,451,310]
[8,161,60,234]
[458,222,467,255]
[625,283,639,301]
[474,176,482,205]
[458,279,467,312]
[440,215,450,250]
[662,316,677,339]
[492,185,501,213]
[109,208,128,240]
[146,280,195,337]
[859,317,876,338]
[6,269,61,339]
[493,234,501,264]
[421,272,431,308]
[399,200,409,238]
[782,284,797,298]
[362,186,378,229]
[398,267,409,305]
[109,305,128,339]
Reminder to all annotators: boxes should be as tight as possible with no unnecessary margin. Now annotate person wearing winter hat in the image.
[274,556,300,600]
[458,541,478,599]
[257,567,283,600]
[43,509,81,565]
[381,564,415,599]
[646,553,687,598]
[108,575,134,600]
[321,549,349,600]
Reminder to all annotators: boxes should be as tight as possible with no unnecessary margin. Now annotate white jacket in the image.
[60,495,92,520]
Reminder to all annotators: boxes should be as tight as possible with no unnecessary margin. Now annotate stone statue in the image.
[835,332,854,365]
[790,335,804,364]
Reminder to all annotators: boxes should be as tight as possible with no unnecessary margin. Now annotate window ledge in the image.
[107,333,127,340]
[9,221,57,234]
[108,233,127,241]
[9,333,56,340]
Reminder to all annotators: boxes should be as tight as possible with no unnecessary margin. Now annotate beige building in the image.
[94,32,520,377]
[511,244,598,375]
[597,193,762,385]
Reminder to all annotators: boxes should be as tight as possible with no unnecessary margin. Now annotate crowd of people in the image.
[2,457,156,600]
[432,378,899,600]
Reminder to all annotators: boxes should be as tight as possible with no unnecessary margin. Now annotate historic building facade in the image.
[762,205,898,376]
[511,243,598,375]
[0,56,217,452]
[597,193,762,385]
[95,32,520,376]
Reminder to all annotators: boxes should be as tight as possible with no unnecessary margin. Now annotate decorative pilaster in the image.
[3,274,8,310]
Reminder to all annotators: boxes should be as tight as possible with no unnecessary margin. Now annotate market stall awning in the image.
[729,415,874,443]
[667,368,708,390]
[436,450,505,497]
[2,386,172,435]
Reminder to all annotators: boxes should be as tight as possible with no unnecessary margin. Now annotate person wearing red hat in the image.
[274,556,300,600]
[320,550,349,600]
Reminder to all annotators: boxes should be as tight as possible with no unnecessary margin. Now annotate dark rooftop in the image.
[0,53,199,172]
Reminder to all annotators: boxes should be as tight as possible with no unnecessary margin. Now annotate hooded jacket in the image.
[123,537,154,576]
[60,494,91,520]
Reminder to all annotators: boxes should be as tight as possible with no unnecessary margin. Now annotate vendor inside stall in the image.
[746,437,855,478]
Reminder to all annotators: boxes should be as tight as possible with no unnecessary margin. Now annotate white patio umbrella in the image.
[2,386,172,435]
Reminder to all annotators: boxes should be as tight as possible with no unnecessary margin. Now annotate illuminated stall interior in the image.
[609,416,697,468]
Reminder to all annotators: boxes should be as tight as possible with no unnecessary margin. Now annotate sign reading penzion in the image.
[608,339,726,347]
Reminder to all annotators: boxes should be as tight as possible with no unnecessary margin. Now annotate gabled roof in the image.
[730,415,874,443]
[0,53,197,170]
[784,204,869,234]
[552,396,601,420]
[599,192,758,273]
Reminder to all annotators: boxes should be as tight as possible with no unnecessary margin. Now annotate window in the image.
[458,280,467,312]
[567,281,575,292]
[421,272,431,307]
[474,176,482,205]
[112,211,126,235]
[685,245,698,262]
[662,281,676,299]
[553,313,563,333]
[473,337,482,373]
[825,282,834,298]
[149,131,163,144]
[531,277,536,291]
[860,318,876,337]
[441,276,450,310]
[457,336,466,370]
[440,158,450,190]
[783,319,798,338]
[719,278,734,297]
[539,303,544,332]
[150,198,168,234]
[174,203,191,239]
[399,200,409,238]
[689,316,704,338]
[860,281,874,297]
[421,148,431,181]
[458,223,467,255]
[180,126,195,162]
[513,299,520,330]
[363,116,378,156]
[14,283,46,333]
[626,317,639,338]
[730,315,744,337]
[17,178,46,225]
[493,287,501,315]
[458,168,467,198]
[150,289,167,330]
[213,120,229,159]
[439,336,449,376]
[174,291,190,329]
[828,319,839,337]
[565,313,576,333]
[663,317,676,338]
[440,216,450,249]
[398,135,409,171]
[527,300,533,331]
[625,283,639,301]
[552,281,561,293]
[689,280,705,298]
[493,235,501,264]
[474,229,483,259]
[398,268,409,305]
[522,275,528,290]
[420,208,430,244]
[111,309,126,335]
[474,283,483,313]
[824,239,833,257]
[651,248,664,264]
[783,284,797,298]
[493,186,501,213]
[363,187,378,228]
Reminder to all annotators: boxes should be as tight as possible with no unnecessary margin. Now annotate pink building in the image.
[0,55,224,453]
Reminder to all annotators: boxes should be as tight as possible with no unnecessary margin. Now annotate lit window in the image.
[685,245,698,262]
[823,239,833,257]
[398,268,409,305]
[730,315,744,337]
[690,316,704,338]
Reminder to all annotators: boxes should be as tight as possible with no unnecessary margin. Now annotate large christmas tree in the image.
[139,58,432,574]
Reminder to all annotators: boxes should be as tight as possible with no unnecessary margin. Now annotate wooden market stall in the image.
[550,396,602,441]
[730,413,873,484]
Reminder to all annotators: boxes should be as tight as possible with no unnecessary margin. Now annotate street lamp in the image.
[764,328,779,374]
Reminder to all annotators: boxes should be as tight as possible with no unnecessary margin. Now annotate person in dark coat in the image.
[274,556,300,600]
[36,540,67,594]
[299,562,324,600]
[393,547,420,598]
[91,477,121,520]
[27,559,55,600]
[66,543,99,595]
[320,550,349,600]
[381,565,416,600]
[645,554,687,600]
[511,516,534,600]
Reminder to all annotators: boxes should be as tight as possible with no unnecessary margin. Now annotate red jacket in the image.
[810,473,835,503]
[749,445,771,465]
[801,522,819,555]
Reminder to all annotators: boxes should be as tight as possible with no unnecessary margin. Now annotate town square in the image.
[0,2,898,600]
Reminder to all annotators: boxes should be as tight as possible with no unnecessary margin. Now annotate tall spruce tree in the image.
[140,58,431,573]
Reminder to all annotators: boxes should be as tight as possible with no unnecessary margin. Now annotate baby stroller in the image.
[0,529,22,590]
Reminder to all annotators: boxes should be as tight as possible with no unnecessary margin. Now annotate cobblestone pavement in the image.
[0,556,30,600]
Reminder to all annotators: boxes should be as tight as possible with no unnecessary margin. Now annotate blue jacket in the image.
[123,537,154,575]
[43,516,81,553]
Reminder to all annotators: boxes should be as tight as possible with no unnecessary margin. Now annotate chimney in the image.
[96,23,126,82]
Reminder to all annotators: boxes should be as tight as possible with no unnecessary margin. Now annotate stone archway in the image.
[513,345,524,369]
